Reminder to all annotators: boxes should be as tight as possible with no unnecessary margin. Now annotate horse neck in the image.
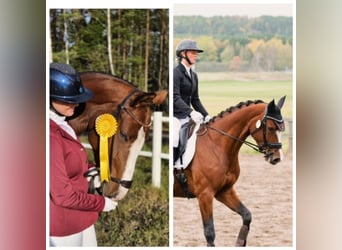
[69,76,137,134]
[210,103,265,152]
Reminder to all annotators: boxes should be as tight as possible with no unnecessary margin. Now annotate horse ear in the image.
[131,92,156,107]
[277,95,286,109]
[267,99,275,110]
[131,90,168,107]
[153,90,168,105]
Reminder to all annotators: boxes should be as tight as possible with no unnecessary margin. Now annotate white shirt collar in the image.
[181,62,192,76]
[49,110,77,139]
[49,110,66,123]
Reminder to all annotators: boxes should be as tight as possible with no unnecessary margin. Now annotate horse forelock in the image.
[211,99,264,122]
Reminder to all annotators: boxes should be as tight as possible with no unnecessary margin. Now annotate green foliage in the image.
[174,15,292,42]
[174,15,293,72]
[80,136,170,246]
[50,9,169,92]
[95,154,169,246]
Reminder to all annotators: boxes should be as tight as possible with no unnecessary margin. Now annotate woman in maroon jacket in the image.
[49,62,117,246]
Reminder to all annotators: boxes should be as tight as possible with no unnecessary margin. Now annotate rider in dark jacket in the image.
[173,39,210,167]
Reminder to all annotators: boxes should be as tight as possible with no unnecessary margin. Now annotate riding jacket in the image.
[50,119,105,236]
[173,63,208,119]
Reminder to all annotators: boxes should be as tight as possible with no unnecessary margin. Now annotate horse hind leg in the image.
[215,188,251,247]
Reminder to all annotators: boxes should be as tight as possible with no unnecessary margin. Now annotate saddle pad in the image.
[174,123,200,169]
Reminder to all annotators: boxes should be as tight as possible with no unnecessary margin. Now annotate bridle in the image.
[105,89,152,194]
[250,115,284,153]
[116,89,153,128]
[205,114,284,154]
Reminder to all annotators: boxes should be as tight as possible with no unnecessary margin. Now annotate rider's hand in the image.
[103,197,118,212]
[190,111,203,123]
[204,115,211,123]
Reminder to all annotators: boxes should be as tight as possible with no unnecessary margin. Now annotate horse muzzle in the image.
[264,149,283,165]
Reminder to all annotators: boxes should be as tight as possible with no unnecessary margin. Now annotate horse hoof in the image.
[207,243,215,247]
[235,239,246,247]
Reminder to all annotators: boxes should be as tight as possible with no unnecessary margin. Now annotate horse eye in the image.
[268,127,276,132]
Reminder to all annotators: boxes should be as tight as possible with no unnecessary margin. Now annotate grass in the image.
[83,141,169,246]
[199,80,293,119]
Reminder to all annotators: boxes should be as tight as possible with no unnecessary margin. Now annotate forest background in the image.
[174,15,292,72]
[50,9,169,93]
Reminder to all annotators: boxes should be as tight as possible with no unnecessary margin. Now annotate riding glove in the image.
[204,115,211,123]
[190,110,203,123]
[103,197,118,212]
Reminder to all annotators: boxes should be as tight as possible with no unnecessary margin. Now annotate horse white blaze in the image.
[276,130,284,161]
[115,127,145,200]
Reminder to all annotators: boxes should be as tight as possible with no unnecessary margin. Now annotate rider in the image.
[49,62,117,246]
[173,39,211,168]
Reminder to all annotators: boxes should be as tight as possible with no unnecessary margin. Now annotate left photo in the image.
[48,9,169,247]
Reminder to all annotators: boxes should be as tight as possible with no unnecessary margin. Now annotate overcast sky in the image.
[174,4,293,17]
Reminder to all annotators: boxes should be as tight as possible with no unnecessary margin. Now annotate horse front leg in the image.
[215,188,251,247]
[197,193,215,246]
[235,202,251,246]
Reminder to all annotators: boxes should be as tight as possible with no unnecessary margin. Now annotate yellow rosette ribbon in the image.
[95,114,118,182]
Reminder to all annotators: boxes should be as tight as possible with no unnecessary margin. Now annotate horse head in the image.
[250,96,286,165]
[67,72,168,201]
[103,89,168,200]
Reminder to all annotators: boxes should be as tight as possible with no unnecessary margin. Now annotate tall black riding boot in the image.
[173,147,180,165]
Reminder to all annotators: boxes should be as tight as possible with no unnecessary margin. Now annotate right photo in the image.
[172,3,294,247]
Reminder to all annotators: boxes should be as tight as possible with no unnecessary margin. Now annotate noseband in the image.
[250,116,284,153]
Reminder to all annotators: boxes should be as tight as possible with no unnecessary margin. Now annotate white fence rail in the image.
[82,111,169,188]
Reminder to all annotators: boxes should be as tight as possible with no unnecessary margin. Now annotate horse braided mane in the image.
[210,99,264,122]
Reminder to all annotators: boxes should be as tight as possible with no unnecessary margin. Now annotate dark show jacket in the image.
[173,63,208,119]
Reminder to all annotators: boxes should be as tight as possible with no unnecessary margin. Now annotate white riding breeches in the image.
[173,117,189,147]
[50,224,97,247]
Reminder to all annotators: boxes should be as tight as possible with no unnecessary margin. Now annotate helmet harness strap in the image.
[50,100,65,117]
[181,50,193,65]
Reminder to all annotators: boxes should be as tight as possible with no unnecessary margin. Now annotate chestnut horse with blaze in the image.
[68,72,168,201]
[174,96,286,246]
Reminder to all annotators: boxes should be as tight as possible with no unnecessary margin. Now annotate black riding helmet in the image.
[50,62,93,104]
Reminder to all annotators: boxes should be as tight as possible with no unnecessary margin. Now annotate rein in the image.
[205,115,283,154]
[206,125,261,153]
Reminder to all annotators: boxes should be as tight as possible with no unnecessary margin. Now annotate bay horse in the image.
[174,96,286,247]
[68,72,168,200]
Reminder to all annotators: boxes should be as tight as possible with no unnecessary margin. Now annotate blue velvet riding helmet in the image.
[50,62,93,104]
